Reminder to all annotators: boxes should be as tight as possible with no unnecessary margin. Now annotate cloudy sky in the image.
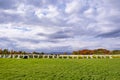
[0,0,120,52]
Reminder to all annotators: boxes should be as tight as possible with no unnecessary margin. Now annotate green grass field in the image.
[0,59,120,80]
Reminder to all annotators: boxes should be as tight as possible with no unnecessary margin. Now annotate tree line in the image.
[72,49,120,55]
[0,48,120,55]
[0,49,44,55]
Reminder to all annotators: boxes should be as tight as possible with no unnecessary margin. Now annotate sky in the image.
[0,0,120,52]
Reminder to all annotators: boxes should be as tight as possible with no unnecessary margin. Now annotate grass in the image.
[0,58,120,80]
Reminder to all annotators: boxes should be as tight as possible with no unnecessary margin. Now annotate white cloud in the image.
[0,0,120,52]
[35,5,59,19]
[65,0,80,14]
[84,8,95,18]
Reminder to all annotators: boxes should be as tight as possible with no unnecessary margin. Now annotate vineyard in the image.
[0,58,120,80]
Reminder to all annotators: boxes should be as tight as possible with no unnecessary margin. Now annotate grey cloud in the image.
[25,0,67,8]
[97,29,120,38]
[107,16,120,24]
[104,0,120,10]
[49,34,71,39]
[49,30,73,39]
[0,37,11,42]
[36,30,73,40]
[36,33,47,36]
[16,38,40,44]
[0,37,17,50]
[44,46,72,53]
[16,37,60,44]
[0,12,24,23]
[0,0,17,10]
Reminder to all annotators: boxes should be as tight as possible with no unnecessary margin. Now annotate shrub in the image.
[44,55,48,58]
[112,55,120,58]
[98,56,102,59]
[63,56,67,59]
[37,55,42,58]
[54,55,57,58]
[6,55,11,58]
[69,56,72,59]
[101,56,105,59]
[34,55,38,58]
[49,56,53,58]
[88,56,91,59]
[23,56,28,59]
[92,55,97,59]
[73,56,78,59]
[59,56,62,59]
[29,55,33,58]
[106,56,110,59]
[83,56,87,59]
[15,55,18,58]
[78,56,83,59]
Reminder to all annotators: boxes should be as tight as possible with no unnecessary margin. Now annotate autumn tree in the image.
[72,51,79,55]
[80,49,92,55]
[111,50,120,54]
[93,49,110,54]
[63,52,67,55]
[0,49,2,54]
